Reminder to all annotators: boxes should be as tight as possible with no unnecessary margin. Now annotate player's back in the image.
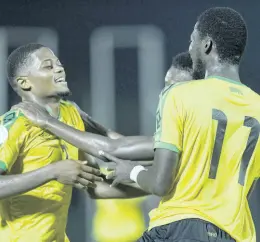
[149,76,260,242]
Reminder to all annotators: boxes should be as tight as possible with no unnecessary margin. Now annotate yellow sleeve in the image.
[0,111,25,172]
[71,103,85,132]
[154,88,183,153]
[61,100,86,132]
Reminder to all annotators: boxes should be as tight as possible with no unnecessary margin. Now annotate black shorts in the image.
[137,218,235,242]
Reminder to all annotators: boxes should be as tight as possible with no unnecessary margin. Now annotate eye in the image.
[44,65,53,70]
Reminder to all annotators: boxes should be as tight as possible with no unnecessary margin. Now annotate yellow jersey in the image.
[0,100,84,242]
[93,168,145,242]
[150,76,260,242]
[93,199,145,242]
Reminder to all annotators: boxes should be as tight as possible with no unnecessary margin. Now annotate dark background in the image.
[0,0,259,241]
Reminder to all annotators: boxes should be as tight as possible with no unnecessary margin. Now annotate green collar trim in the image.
[208,75,244,86]
[46,104,61,120]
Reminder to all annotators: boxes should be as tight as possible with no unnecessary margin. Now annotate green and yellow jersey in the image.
[93,167,145,242]
[150,77,260,242]
[93,198,145,242]
[0,100,84,242]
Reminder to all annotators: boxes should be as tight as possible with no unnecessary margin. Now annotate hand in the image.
[52,159,103,189]
[12,101,51,128]
[99,151,136,187]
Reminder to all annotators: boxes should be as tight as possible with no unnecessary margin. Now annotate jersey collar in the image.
[207,75,244,86]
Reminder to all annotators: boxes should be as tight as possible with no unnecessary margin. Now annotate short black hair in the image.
[197,7,247,65]
[7,43,45,88]
[171,51,204,80]
[171,51,193,71]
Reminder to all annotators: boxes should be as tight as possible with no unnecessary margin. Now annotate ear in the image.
[16,77,32,91]
[203,38,213,55]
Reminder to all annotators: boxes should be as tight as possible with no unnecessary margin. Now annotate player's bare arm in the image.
[97,81,183,197]
[88,181,150,199]
[14,101,154,160]
[80,152,150,199]
[70,101,123,138]
[99,149,179,197]
[0,159,103,200]
[0,110,103,200]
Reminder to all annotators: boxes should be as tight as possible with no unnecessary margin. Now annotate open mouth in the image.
[55,77,66,83]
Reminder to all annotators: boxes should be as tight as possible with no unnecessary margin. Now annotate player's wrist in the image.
[44,163,58,181]
[130,165,147,184]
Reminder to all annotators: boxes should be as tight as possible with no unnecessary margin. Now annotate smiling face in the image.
[16,47,70,98]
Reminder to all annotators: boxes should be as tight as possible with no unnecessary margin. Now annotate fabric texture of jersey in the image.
[0,100,85,242]
[93,168,145,242]
[150,77,260,242]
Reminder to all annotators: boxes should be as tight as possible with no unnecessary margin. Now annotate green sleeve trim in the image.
[155,90,172,141]
[154,141,181,153]
[1,110,24,130]
[0,161,7,171]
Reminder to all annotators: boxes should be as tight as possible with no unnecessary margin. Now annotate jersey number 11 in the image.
[209,109,260,186]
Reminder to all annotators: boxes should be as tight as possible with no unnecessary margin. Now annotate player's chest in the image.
[19,122,78,169]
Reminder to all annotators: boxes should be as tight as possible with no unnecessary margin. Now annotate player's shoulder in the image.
[60,99,85,131]
[162,79,205,97]
[60,99,75,108]
[60,99,80,113]
[61,99,82,110]
[245,86,260,101]
[0,109,25,130]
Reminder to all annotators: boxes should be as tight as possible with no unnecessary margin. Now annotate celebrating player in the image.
[86,51,205,198]
[99,7,259,242]
[7,49,205,241]
[11,50,205,190]
[0,43,139,241]
[13,51,204,163]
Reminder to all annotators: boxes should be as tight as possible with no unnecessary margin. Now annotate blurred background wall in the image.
[0,0,260,241]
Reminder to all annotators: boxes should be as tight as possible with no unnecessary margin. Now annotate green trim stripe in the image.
[156,88,173,141]
[154,141,180,153]
[208,76,244,86]
[162,81,189,95]
[2,110,23,130]
[0,161,7,171]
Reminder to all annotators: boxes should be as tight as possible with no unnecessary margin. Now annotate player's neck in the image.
[205,63,240,83]
[22,95,61,118]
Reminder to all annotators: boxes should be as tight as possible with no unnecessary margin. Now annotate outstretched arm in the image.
[0,159,104,200]
[0,114,57,199]
[14,102,154,161]
[88,181,149,199]
[0,114,102,199]
[81,152,149,199]
[100,149,179,197]
[71,101,123,139]
[46,118,153,160]
[100,87,184,197]
[0,166,54,199]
